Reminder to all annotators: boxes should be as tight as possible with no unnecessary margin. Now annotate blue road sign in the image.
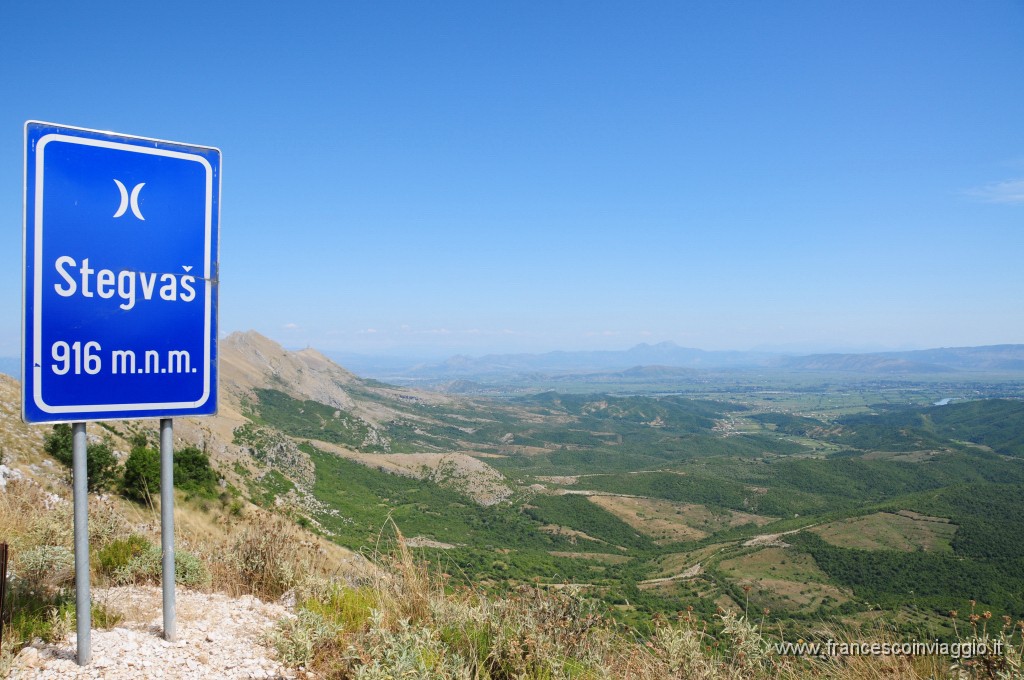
[23,122,220,423]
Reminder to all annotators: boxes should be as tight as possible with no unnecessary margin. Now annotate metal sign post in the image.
[160,418,176,641]
[22,121,220,664]
[71,423,90,664]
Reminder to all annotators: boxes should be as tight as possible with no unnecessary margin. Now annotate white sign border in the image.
[31,132,214,414]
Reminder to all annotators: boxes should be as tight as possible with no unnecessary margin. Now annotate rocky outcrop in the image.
[221,330,358,411]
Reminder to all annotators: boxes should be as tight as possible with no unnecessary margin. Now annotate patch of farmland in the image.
[810,511,956,553]
[588,495,772,544]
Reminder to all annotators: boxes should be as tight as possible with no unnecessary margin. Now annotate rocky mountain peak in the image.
[220,330,357,410]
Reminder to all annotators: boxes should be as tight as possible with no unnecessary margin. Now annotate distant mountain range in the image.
[776,345,1024,374]
[331,342,1024,382]
[406,342,775,376]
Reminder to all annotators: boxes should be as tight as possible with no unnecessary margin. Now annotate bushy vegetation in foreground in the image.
[0,473,337,674]
[43,424,220,502]
[269,524,1024,679]
[2,473,1023,678]
[14,393,1024,677]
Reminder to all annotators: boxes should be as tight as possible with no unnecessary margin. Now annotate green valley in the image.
[217,334,1024,641]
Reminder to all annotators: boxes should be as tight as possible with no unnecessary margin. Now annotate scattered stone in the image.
[0,463,24,490]
[9,586,295,679]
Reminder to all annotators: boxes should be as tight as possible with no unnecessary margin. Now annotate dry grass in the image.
[0,480,133,672]
[0,470,364,671]
[177,503,368,601]
[268,524,1024,679]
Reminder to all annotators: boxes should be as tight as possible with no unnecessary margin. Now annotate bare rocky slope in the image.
[210,330,513,506]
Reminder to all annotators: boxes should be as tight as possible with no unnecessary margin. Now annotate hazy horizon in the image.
[4,330,1020,367]
[278,333,1019,361]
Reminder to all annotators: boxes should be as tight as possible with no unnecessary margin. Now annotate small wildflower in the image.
[950,610,958,619]
[983,611,992,620]
[763,608,771,617]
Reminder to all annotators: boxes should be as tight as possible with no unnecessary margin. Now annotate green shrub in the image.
[85,442,118,491]
[2,588,123,660]
[122,447,160,502]
[174,550,211,588]
[350,609,466,679]
[101,543,210,589]
[97,534,152,576]
[18,545,75,589]
[43,424,73,466]
[129,431,149,449]
[174,446,218,497]
[5,586,75,646]
[42,424,119,491]
[302,586,377,633]
[271,608,342,668]
[121,444,218,499]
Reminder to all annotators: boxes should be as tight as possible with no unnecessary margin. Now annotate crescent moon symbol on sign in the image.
[113,179,129,218]
[112,180,146,220]
[129,182,146,221]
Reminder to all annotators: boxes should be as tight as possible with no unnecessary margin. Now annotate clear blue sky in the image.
[2,1,1022,357]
